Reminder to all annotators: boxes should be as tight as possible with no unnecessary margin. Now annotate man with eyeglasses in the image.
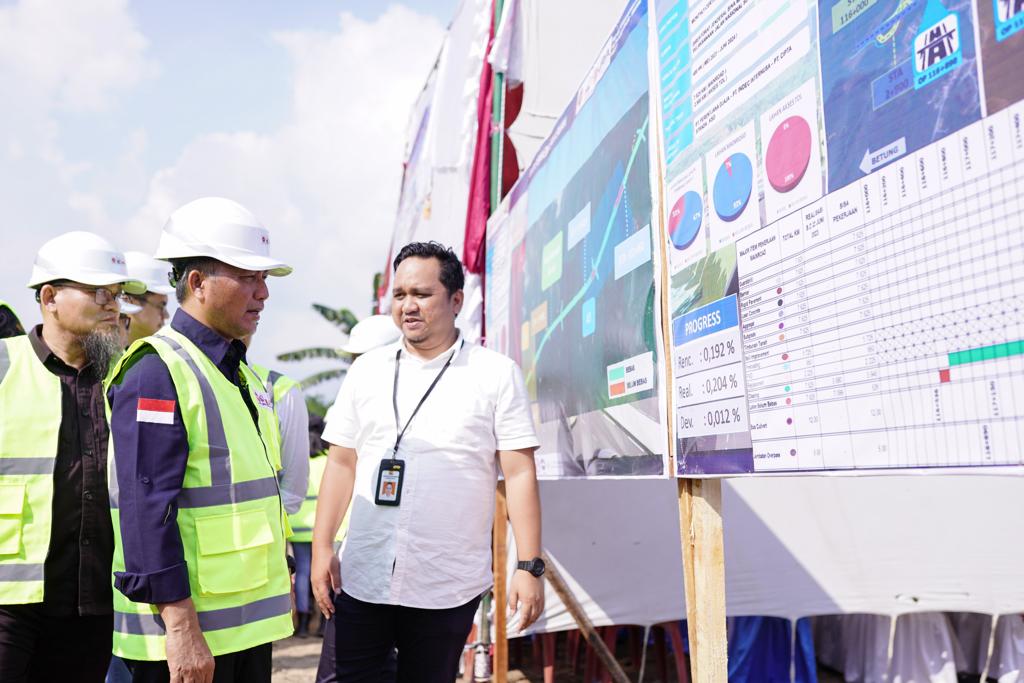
[106,198,294,683]
[122,252,175,344]
[0,231,146,682]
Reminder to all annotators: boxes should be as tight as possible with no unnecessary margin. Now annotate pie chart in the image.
[713,153,753,222]
[668,190,703,250]
[765,115,812,193]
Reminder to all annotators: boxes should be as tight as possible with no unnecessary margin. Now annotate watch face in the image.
[528,558,545,577]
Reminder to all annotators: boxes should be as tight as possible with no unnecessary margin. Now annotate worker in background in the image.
[0,232,145,682]
[122,251,175,343]
[286,414,328,639]
[107,197,294,682]
[243,336,312,638]
[105,255,168,683]
[245,341,310,519]
[0,300,25,338]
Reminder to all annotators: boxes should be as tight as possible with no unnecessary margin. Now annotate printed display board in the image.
[485,0,669,478]
[484,0,1024,478]
[651,0,1024,475]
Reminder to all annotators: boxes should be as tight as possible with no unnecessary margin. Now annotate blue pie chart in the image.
[713,153,753,222]
[669,191,703,250]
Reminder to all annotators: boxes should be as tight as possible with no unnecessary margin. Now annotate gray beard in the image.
[81,328,123,375]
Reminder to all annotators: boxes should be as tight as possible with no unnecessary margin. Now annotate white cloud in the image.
[0,0,156,112]
[0,0,156,319]
[120,7,446,389]
[0,3,444,398]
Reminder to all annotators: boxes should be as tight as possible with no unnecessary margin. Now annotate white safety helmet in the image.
[27,231,147,295]
[124,251,176,295]
[154,197,292,276]
[341,314,402,354]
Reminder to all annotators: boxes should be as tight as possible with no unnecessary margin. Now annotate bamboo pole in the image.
[493,481,509,682]
[678,479,728,681]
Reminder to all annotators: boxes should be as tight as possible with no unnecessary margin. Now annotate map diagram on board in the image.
[485,0,667,479]
[819,0,982,190]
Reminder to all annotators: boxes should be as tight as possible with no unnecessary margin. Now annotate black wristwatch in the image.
[516,557,545,577]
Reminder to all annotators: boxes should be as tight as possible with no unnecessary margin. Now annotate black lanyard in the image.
[391,339,463,453]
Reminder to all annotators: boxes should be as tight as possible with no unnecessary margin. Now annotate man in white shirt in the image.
[311,241,543,681]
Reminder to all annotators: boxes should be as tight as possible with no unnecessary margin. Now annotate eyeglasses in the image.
[53,283,126,306]
[133,295,168,313]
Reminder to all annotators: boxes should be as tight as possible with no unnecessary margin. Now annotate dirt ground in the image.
[271,631,847,682]
[272,636,323,682]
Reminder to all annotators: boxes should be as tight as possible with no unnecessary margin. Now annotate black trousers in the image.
[125,642,272,683]
[0,604,112,682]
[316,590,480,683]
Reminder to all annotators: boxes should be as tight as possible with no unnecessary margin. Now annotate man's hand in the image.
[312,543,341,621]
[159,598,214,683]
[508,570,545,632]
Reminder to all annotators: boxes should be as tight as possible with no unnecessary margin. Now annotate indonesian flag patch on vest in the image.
[137,398,176,424]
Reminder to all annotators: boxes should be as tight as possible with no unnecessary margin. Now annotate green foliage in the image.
[312,304,359,334]
[305,393,331,418]
[300,368,348,389]
[277,303,363,406]
[276,347,353,362]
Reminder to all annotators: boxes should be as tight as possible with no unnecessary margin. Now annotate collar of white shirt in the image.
[396,329,465,367]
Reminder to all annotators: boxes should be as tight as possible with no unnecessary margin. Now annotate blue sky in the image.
[0,0,459,397]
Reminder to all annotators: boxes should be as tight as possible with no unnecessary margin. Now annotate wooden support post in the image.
[542,553,631,683]
[493,481,509,682]
[678,478,728,682]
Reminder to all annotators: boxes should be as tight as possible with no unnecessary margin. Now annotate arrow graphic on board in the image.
[859,137,907,175]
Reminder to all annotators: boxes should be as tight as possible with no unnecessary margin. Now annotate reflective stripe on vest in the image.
[107,329,292,660]
[0,336,62,604]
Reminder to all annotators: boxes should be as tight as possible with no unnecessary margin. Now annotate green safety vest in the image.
[107,328,292,660]
[0,335,62,604]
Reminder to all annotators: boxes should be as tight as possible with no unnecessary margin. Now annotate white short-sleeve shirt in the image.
[322,333,539,609]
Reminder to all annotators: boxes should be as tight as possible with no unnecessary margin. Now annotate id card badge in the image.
[375,454,405,507]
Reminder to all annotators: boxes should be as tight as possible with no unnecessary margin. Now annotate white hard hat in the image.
[27,231,147,295]
[124,251,175,295]
[341,315,401,354]
[154,197,292,276]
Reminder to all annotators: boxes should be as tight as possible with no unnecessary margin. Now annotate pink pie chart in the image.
[765,115,812,193]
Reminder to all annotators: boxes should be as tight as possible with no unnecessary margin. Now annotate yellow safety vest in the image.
[107,328,292,660]
[0,335,62,604]
[288,455,349,543]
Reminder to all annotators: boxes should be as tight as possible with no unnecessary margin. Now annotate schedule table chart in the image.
[735,102,1024,472]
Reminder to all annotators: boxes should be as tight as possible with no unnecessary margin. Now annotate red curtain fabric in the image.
[461,0,497,275]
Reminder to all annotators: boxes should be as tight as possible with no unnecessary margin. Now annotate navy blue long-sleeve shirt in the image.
[107,309,251,604]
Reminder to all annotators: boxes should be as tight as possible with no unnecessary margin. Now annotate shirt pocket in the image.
[194,509,274,595]
[0,483,26,556]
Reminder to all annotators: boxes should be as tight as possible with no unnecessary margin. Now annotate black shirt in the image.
[27,326,113,616]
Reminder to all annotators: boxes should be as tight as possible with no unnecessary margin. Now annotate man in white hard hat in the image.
[122,251,175,344]
[106,198,294,683]
[0,231,145,682]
